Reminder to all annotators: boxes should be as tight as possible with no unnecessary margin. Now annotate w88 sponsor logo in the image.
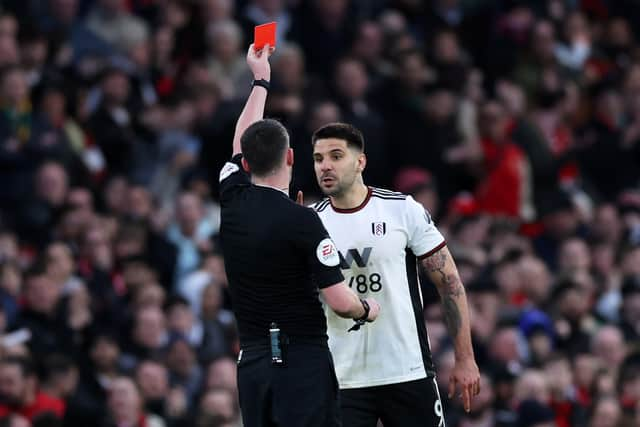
[348,273,382,293]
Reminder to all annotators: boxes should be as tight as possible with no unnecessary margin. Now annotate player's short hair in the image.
[311,122,364,152]
[240,119,289,177]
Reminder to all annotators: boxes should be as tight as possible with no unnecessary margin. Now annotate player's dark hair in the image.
[311,122,365,152]
[240,119,289,177]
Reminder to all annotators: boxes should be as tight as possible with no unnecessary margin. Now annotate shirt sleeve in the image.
[297,208,344,289]
[405,195,446,259]
[219,154,250,201]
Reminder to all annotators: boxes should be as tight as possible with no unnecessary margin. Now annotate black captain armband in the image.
[252,79,270,91]
[348,299,370,332]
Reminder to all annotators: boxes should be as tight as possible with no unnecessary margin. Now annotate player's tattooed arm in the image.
[422,245,480,411]
[422,248,463,338]
[422,246,471,353]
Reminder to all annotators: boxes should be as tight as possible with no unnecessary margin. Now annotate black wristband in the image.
[348,299,371,332]
[356,299,370,322]
[252,79,270,91]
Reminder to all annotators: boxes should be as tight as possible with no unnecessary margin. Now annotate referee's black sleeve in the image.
[219,154,250,202]
[295,208,344,289]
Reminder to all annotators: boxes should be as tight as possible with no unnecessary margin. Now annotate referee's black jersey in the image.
[219,154,344,343]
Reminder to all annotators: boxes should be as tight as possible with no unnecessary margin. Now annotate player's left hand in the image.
[448,357,480,413]
[296,191,304,205]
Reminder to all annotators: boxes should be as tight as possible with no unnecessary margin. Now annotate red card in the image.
[254,22,277,50]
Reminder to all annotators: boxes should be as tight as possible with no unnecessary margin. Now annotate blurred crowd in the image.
[0,0,640,426]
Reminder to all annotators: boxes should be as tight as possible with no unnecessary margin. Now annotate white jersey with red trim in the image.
[312,187,445,389]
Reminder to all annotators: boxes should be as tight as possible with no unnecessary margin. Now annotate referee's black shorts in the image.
[340,377,445,427]
[237,341,341,427]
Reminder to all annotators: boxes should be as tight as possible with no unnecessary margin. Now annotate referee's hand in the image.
[247,43,274,81]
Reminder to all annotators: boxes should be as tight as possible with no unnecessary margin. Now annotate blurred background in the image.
[0,0,639,426]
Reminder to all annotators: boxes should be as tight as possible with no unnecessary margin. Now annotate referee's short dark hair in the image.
[241,119,289,177]
[312,122,364,152]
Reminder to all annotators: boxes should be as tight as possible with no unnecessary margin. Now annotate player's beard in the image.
[321,168,358,198]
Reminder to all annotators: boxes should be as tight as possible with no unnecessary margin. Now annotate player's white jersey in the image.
[312,187,445,389]
[313,188,445,388]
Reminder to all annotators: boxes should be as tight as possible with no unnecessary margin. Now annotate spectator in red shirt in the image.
[0,357,65,422]
[475,100,534,221]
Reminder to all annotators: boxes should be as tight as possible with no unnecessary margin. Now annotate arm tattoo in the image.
[423,250,463,297]
[424,249,464,338]
[442,295,462,339]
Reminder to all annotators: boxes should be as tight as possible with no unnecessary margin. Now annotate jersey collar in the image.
[330,187,373,214]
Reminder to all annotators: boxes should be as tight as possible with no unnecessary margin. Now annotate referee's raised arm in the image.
[218,44,379,427]
[231,43,272,156]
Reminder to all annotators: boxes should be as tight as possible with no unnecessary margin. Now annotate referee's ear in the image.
[286,148,294,167]
[241,157,251,173]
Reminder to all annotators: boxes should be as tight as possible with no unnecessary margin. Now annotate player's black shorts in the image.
[237,341,341,427]
[340,377,445,427]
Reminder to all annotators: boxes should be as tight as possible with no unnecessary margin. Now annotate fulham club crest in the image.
[371,222,386,236]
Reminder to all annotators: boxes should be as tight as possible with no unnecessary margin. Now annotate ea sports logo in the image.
[322,244,334,257]
[316,238,340,267]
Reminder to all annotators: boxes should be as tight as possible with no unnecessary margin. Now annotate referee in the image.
[219,44,380,427]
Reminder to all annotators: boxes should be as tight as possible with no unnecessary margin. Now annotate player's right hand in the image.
[247,43,274,81]
[449,357,480,413]
[364,298,380,322]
